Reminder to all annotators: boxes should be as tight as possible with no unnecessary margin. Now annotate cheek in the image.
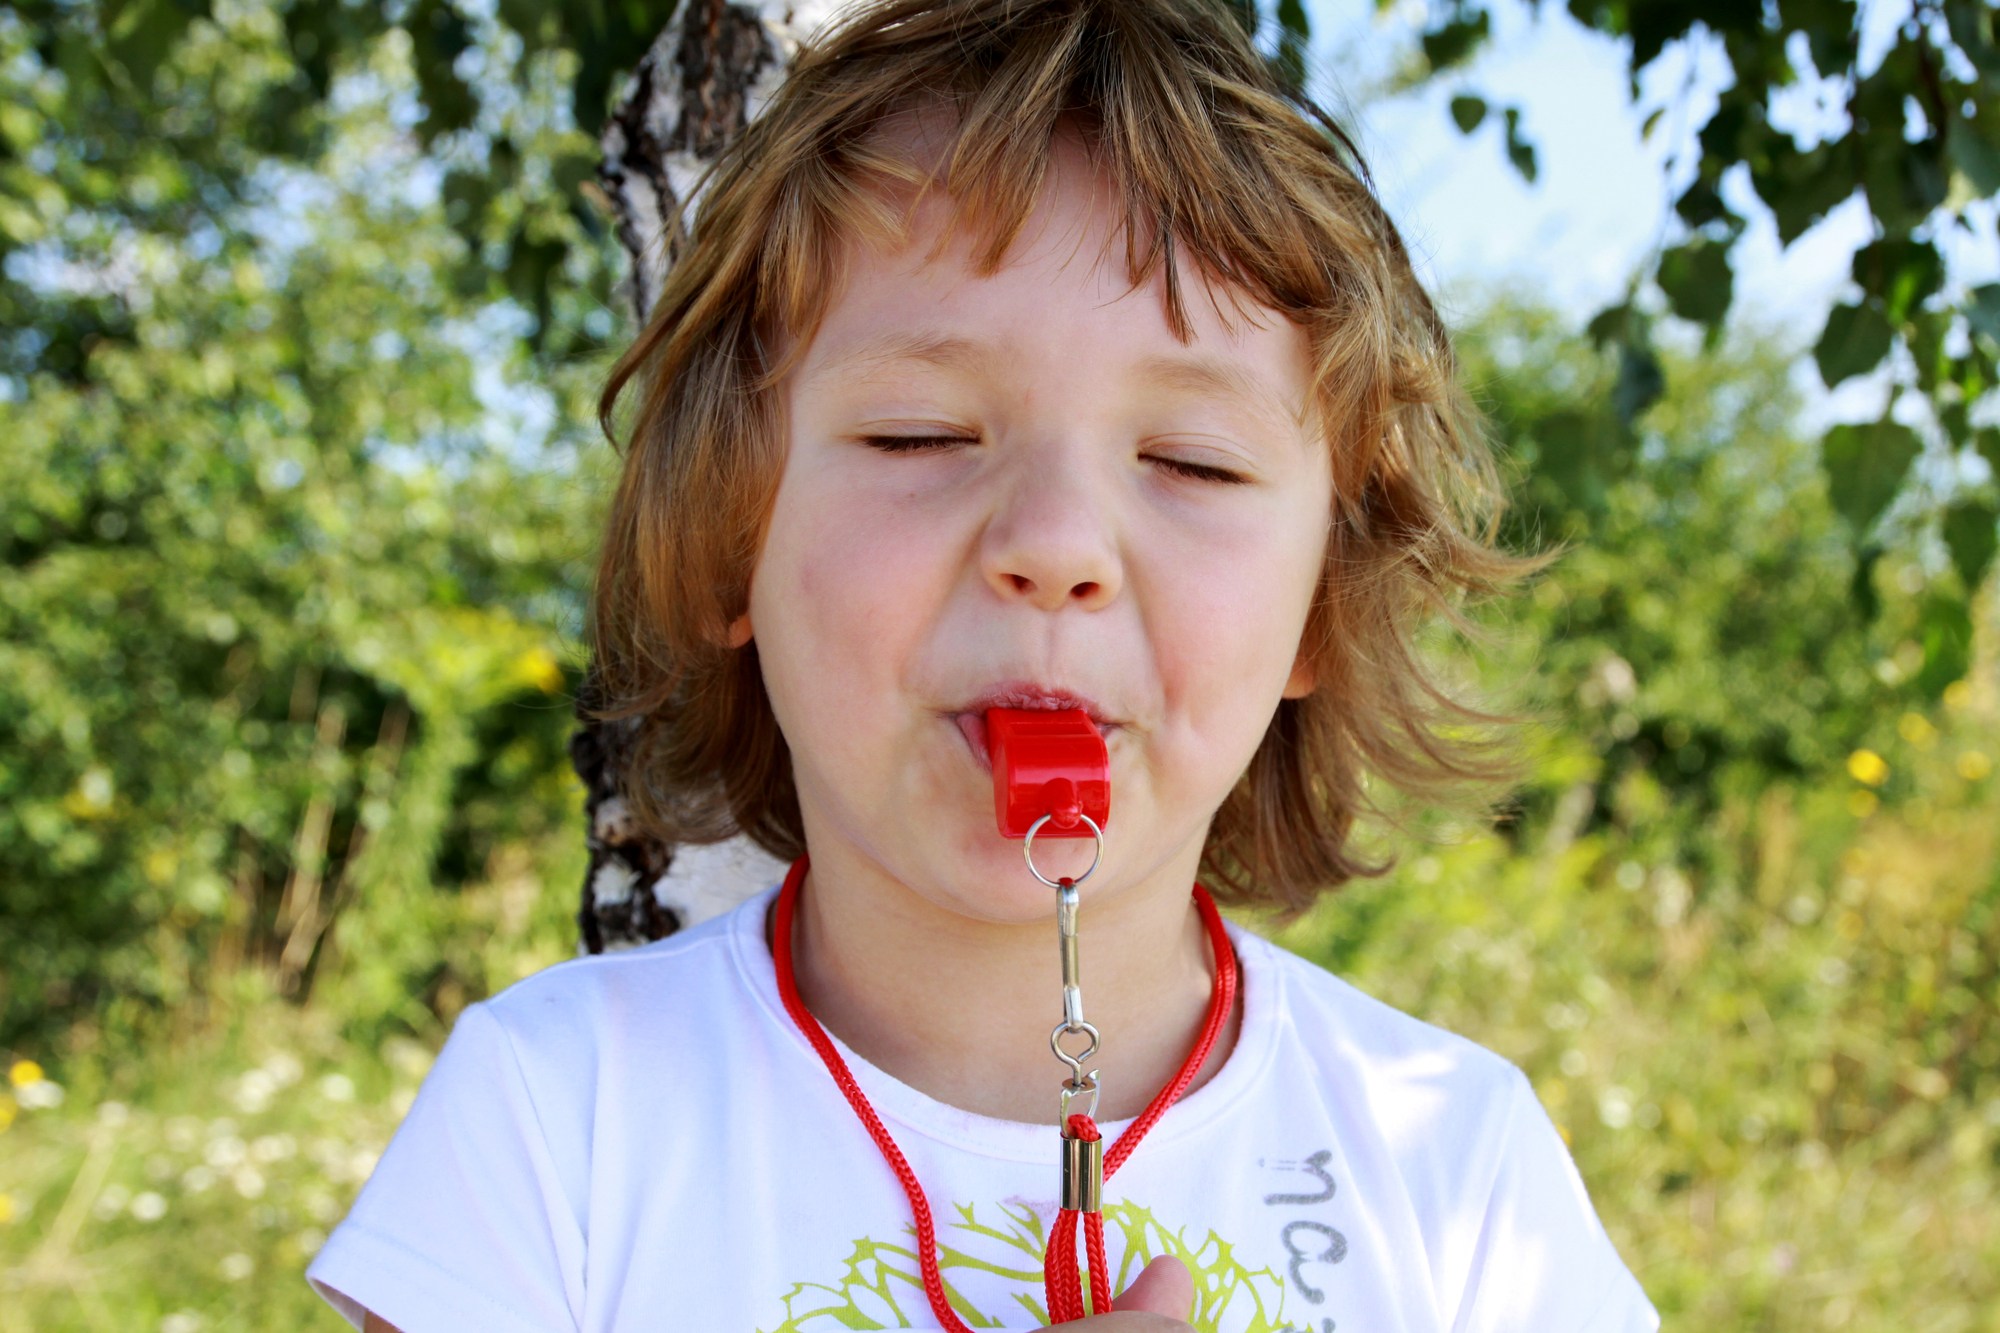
[1150,506,1324,696]
[755,472,948,716]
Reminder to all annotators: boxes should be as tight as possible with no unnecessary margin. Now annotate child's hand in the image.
[1051,1254,1195,1329]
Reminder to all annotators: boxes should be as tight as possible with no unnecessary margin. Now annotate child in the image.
[309,0,1661,1328]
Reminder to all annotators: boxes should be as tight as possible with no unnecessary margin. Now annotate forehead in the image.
[788,114,1315,428]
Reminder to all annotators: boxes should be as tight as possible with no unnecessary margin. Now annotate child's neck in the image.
[769,846,1241,1125]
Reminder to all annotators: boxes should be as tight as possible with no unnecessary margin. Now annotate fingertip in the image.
[1117,1254,1193,1320]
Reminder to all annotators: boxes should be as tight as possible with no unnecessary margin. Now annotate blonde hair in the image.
[590,0,1551,914]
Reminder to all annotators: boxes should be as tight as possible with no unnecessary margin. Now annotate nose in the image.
[978,448,1123,613]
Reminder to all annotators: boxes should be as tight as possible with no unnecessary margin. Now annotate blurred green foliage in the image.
[0,15,618,1049]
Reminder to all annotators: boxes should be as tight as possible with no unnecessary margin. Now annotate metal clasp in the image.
[1048,874,1104,1126]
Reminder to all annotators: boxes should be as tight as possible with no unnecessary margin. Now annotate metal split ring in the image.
[1022,811,1104,889]
[1050,1019,1101,1079]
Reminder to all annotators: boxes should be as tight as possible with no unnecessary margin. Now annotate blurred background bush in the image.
[2,0,1996,1330]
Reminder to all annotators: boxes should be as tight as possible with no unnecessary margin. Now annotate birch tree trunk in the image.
[571,1,849,954]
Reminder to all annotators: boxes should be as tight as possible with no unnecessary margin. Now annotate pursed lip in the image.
[942,682,1121,771]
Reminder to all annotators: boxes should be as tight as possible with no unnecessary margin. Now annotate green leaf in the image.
[1850,542,1883,623]
[1969,284,2000,347]
[1942,499,1998,590]
[1944,0,2000,80]
[1908,309,1949,393]
[1585,301,1631,349]
[1915,591,1974,698]
[1450,95,1488,134]
[1657,238,1734,328]
[1674,179,1730,231]
[408,0,478,144]
[1820,419,1920,535]
[1804,4,1858,80]
[1503,106,1538,183]
[1850,238,1941,326]
[1977,427,2000,480]
[102,0,201,93]
[1815,301,1893,387]
[1614,338,1664,425]
[1948,120,2000,197]
[1422,12,1491,71]
[1753,141,1854,246]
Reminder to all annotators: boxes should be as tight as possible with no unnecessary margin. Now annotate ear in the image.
[725,611,753,649]
[1281,651,1316,699]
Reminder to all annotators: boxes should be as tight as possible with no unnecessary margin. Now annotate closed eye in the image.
[862,434,975,452]
[1147,454,1250,485]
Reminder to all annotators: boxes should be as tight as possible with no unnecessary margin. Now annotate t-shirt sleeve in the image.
[1451,1066,1660,1333]
[306,1002,587,1332]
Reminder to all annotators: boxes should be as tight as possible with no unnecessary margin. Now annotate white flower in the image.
[262,1051,304,1088]
[17,1081,65,1110]
[250,1133,296,1164]
[130,1191,168,1222]
[317,1073,355,1104]
[231,1069,275,1114]
[219,1253,254,1282]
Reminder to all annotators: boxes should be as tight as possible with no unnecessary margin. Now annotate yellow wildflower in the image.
[1846,749,1889,787]
[1896,712,1937,748]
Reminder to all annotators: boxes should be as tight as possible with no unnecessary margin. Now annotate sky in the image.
[1305,0,2000,437]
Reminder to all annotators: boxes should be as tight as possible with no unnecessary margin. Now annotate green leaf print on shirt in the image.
[762,1199,1292,1331]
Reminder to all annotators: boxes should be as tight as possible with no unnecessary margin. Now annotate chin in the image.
[929,824,1115,922]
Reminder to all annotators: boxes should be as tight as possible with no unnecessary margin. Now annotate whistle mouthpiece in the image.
[988,708,1111,838]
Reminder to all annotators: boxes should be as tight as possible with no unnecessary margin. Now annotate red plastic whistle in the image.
[988,708,1111,839]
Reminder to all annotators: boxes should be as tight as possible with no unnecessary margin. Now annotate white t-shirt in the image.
[308,883,1660,1332]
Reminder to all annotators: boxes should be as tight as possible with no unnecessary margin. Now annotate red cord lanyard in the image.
[770,854,1237,1327]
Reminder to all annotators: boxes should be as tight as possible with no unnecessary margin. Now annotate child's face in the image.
[740,128,1333,921]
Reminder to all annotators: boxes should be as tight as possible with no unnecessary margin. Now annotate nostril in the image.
[1071,581,1099,601]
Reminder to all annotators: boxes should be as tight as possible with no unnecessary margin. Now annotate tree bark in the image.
[573,1,845,953]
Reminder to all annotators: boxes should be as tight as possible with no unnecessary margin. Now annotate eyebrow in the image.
[1127,352,1308,432]
[807,330,986,379]
[806,330,1306,431]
